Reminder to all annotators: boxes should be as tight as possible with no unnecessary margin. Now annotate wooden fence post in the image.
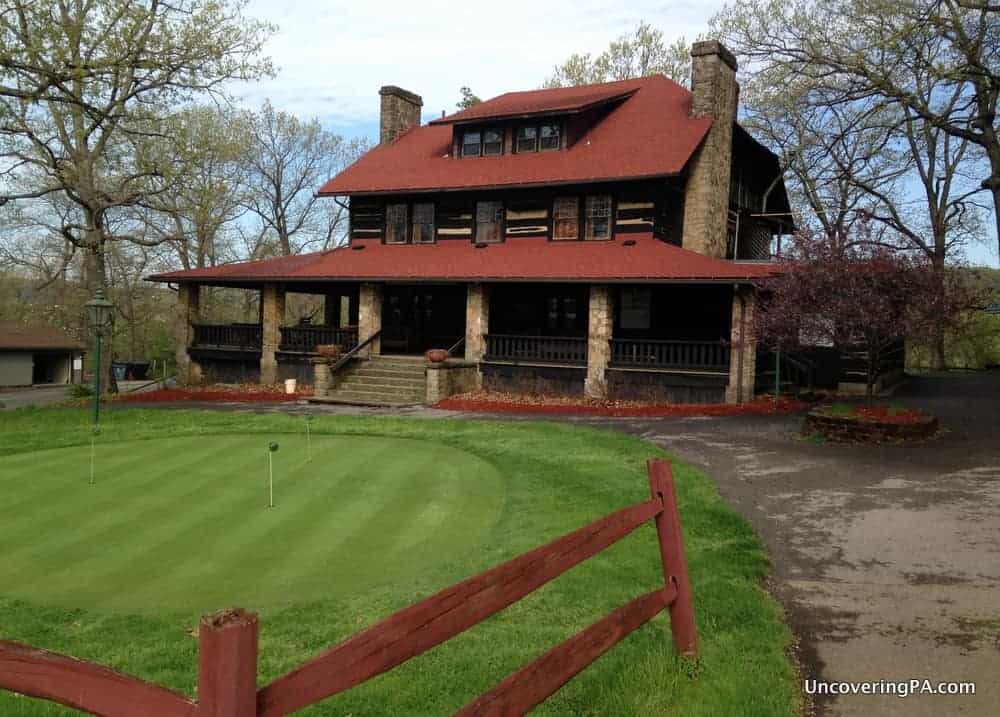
[197,608,258,717]
[647,459,698,657]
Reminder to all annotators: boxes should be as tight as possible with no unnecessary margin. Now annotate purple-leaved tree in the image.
[754,231,976,403]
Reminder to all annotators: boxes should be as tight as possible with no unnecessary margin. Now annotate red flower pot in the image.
[425,348,449,363]
[316,344,341,358]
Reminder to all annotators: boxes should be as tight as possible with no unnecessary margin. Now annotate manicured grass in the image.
[0,408,800,716]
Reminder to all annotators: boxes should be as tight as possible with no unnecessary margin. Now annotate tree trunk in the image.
[928,254,947,371]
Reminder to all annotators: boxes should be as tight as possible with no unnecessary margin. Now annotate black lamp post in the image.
[85,288,114,424]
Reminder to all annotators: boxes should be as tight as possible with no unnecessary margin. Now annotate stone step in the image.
[351,367,427,380]
[365,360,427,371]
[324,388,424,406]
[336,377,426,391]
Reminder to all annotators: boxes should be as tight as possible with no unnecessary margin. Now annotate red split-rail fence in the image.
[0,459,697,716]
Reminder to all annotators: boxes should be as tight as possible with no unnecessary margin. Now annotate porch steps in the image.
[318,355,427,406]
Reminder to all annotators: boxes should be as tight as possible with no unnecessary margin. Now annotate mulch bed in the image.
[803,404,939,442]
[116,384,313,403]
[435,391,808,417]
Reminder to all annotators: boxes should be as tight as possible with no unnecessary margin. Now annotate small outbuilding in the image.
[0,323,85,387]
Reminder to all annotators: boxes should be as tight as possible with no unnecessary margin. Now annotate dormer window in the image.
[483,129,503,155]
[539,124,560,150]
[516,126,537,153]
[461,128,503,157]
[516,123,561,153]
[461,131,481,157]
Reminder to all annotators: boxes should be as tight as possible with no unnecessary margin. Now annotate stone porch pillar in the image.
[465,283,489,362]
[175,283,203,385]
[260,282,286,385]
[584,285,614,399]
[358,283,382,355]
[726,285,757,404]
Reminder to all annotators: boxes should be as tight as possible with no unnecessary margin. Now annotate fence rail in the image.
[484,334,588,366]
[0,459,696,717]
[610,339,730,371]
[192,323,262,351]
[278,326,358,353]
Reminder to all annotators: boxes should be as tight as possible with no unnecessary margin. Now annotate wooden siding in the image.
[347,180,685,245]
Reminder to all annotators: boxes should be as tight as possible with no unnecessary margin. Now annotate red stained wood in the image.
[454,587,674,717]
[197,608,259,717]
[0,640,197,717]
[256,498,662,717]
[647,458,699,656]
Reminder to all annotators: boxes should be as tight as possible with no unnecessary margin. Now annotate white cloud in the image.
[235,0,719,129]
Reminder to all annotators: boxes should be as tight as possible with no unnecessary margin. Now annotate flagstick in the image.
[268,451,274,508]
[306,416,312,463]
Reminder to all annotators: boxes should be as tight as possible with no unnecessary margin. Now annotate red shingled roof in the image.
[430,84,637,124]
[148,234,777,284]
[318,76,712,196]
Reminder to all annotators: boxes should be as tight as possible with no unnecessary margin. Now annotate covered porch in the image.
[173,278,757,404]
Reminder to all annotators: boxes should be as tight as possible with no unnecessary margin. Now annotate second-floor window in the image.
[386,203,407,244]
[476,201,503,243]
[462,128,502,156]
[516,123,561,153]
[585,195,612,240]
[552,197,579,240]
[412,203,435,243]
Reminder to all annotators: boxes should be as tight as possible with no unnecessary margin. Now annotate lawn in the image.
[0,408,800,716]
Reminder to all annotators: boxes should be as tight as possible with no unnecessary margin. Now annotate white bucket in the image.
[284,378,298,394]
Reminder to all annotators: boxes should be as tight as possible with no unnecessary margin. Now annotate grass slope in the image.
[0,408,800,716]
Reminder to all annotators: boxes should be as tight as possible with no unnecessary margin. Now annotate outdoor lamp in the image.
[85,289,114,424]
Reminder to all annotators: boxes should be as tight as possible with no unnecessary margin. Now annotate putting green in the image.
[0,434,505,613]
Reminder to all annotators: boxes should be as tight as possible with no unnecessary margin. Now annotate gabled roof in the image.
[430,84,637,125]
[0,322,84,351]
[318,76,712,196]
[148,234,777,285]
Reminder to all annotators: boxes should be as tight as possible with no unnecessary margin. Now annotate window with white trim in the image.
[584,195,612,240]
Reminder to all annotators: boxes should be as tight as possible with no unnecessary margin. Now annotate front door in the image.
[381,285,465,355]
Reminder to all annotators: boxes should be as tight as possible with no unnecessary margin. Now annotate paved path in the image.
[579,373,999,717]
[0,384,70,410]
[114,373,1000,716]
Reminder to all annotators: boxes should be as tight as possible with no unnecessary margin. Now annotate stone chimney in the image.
[681,41,739,258]
[379,85,423,145]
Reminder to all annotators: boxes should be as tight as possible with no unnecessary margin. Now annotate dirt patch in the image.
[117,383,312,403]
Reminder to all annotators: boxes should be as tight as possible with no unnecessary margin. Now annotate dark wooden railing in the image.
[0,459,696,717]
[278,325,358,353]
[329,329,382,375]
[484,334,588,366]
[610,339,730,372]
[192,323,261,351]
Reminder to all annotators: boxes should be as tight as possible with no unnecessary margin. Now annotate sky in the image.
[235,0,999,268]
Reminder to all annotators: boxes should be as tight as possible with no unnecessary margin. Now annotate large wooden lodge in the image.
[150,41,793,405]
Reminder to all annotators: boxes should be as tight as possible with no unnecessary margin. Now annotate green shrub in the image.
[68,383,94,398]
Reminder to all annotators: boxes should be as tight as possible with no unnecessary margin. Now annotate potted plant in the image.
[316,344,341,359]
[425,348,449,363]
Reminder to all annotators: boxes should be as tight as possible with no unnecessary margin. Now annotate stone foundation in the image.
[426,360,479,404]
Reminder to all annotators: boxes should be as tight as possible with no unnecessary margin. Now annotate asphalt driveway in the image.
[579,373,1000,716]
